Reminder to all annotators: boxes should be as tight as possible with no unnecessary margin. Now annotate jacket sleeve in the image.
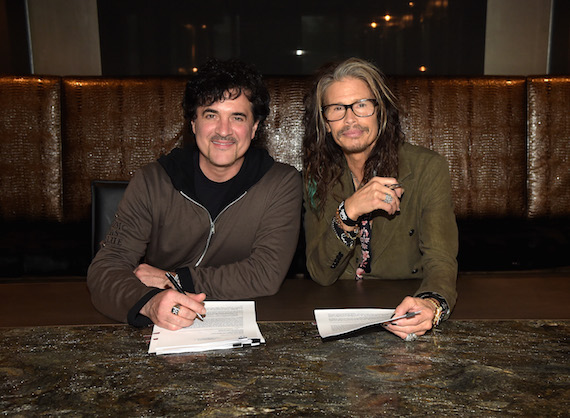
[189,167,303,299]
[87,168,159,324]
[303,182,357,286]
[413,154,458,311]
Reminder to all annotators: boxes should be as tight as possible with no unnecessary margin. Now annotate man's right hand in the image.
[139,289,207,330]
[344,176,403,219]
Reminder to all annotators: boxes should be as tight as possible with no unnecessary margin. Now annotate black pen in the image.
[165,272,204,320]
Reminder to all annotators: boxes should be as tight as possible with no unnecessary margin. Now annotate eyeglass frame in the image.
[321,98,379,122]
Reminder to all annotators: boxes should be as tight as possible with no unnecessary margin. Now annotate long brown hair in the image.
[303,58,404,214]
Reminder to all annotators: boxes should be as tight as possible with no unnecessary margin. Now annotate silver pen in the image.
[388,310,421,325]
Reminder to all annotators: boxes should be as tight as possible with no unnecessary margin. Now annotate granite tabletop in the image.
[1,320,568,417]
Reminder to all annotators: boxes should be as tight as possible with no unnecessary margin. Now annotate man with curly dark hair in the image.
[88,59,302,329]
[303,58,458,341]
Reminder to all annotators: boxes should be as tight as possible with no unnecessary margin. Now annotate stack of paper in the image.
[314,308,420,339]
[149,301,265,354]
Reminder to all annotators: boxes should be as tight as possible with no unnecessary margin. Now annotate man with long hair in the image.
[303,58,458,340]
[88,59,302,329]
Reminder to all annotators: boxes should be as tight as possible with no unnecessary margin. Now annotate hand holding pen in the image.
[165,272,205,321]
[344,177,404,219]
[384,296,441,341]
[138,281,206,330]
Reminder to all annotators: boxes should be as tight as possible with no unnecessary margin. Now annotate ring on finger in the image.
[405,332,418,342]
[384,193,393,204]
[171,304,181,316]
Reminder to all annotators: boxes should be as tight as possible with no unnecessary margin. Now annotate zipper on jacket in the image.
[180,190,247,267]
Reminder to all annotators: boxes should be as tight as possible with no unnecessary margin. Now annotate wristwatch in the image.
[417,292,449,327]
[425,298,443,327]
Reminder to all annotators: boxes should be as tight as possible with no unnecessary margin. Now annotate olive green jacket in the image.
[304,143,458,310]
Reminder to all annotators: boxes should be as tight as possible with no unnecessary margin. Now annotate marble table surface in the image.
[1,320,568,416]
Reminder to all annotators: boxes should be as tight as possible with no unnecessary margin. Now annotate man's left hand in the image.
[383,296,437,340]
[134,263,171,289]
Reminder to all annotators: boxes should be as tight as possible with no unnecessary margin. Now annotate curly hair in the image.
[303,58,404,214]
[183,58,270,146]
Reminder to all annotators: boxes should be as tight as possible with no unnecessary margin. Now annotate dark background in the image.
[96,0,487,76]
[2,0,568,76]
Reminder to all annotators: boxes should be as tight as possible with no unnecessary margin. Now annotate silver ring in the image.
[171,304,181,315]
[384,193,393,204]
[405,333,418,342]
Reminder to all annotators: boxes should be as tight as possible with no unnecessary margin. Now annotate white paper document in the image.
[148,301,265,354]
[314,308,420,339]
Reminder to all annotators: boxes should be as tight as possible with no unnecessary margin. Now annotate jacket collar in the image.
[397,143,413,183]
[158,145,275,203]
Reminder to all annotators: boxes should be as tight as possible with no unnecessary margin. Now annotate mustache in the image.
[211,134,236,142]
[339,124,369,135]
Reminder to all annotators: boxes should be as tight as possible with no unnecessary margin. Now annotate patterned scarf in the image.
[350,170,373,280]
[355,215,372,280]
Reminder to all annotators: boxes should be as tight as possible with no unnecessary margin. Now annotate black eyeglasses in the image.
[321,99,378,122]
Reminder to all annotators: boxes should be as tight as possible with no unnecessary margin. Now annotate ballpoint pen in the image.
[388,310,421,325]
[403,310,421,318]
[165,272,204,320]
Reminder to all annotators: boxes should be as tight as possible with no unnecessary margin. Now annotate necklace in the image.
[350,171,361,190]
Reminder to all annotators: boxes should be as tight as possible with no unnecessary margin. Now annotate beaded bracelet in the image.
[331,215,359,247]
[418,292,450,320]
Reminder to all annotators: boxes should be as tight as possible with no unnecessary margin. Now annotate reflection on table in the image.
[1,320,568,416]
[1,270,569,327]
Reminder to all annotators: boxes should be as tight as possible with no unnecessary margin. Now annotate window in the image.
[97,0,487,76]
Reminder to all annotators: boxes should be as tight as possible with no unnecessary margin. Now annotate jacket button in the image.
[330,252,343,268]
[409,229,415,236]
[411,268,418,274]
